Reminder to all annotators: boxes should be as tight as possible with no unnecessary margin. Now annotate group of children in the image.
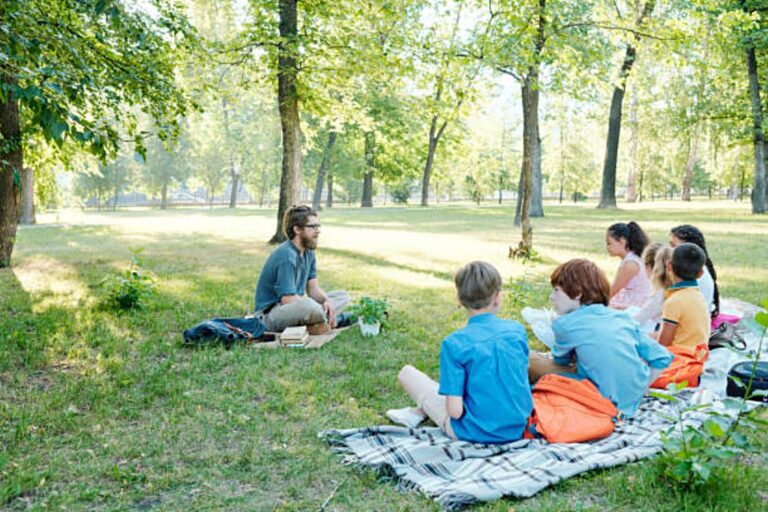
[387,223,716,445]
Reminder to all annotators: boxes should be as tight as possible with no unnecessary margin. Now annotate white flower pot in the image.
[358,318,381,337]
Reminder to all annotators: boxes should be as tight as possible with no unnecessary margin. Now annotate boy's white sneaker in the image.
[386,407,426,428]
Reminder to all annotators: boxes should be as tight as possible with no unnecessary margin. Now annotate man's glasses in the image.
[304,223,321,230]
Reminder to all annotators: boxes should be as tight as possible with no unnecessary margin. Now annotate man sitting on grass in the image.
[254,205,351,334]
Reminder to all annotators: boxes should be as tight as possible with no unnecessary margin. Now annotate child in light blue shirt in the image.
[545,259,673,417]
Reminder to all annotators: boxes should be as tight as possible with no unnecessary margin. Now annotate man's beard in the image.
[301,232,318,250]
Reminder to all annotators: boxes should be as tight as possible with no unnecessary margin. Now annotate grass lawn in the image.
[1,200,767,510]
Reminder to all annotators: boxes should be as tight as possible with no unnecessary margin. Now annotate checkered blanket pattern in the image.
[320,390,716,510]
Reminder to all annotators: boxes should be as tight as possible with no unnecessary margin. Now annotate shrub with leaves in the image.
[103,248,156,310]
[652,298,768,488]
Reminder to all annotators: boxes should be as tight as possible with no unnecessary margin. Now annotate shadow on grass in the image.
[322,247,454,283]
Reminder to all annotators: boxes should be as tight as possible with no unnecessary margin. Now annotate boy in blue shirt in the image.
[387,261,533,443]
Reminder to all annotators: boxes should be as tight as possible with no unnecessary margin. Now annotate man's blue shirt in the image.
[552,304,673,417]
[438,313,532,444]
[254,241,317,312]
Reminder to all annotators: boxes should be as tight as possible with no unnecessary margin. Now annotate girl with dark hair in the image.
[605,221,652,308]
[669,224,719,317]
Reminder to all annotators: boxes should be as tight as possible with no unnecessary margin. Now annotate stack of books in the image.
[279,325,309,347]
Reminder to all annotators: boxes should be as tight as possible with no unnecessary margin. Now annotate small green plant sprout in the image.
[103,247,156,310]
[651,297,768,488]
[347,297,389,327]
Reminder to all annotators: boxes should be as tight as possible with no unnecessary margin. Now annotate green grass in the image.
[1,200,767,510]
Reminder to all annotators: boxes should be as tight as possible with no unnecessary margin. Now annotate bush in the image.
[103,248,156,310]
[391,183,411,205]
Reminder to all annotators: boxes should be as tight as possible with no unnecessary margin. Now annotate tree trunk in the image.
[312,130,336,211]
[517,74,538,252]
[598,48,633,209]
[270,0,302,243]
[531,134,543,217]
[326,173,333,208]
[598,0,655,209]
[746,46,767,213]
[161,180,169,210]
[362,131,374,207]
[625,97,639,202]
[20,167,35,224]
[681,123,701,201]
[0,76,23,267]
[222,98,239,209]
[421,115,449,207]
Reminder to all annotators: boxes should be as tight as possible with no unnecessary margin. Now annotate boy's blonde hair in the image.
[652,245,673,290]
[455,261,502,310]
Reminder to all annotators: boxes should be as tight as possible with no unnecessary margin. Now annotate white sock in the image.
[386,407,426,428]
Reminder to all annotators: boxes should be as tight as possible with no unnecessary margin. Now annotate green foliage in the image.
[390,182,412,204]
[653,298,768,488]
[102,248,156,310]
[347,296,390,327]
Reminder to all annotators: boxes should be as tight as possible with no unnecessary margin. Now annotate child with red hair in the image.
[530,259,673,417]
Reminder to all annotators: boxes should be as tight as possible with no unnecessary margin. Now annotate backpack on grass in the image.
[183,316,266,348]
[524,374,619,444]
[726,361,768,403]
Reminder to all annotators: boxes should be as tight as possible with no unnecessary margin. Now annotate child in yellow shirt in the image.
[656,243,710,352]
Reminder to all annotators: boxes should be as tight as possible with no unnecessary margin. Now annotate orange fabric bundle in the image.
[650,344,709,389]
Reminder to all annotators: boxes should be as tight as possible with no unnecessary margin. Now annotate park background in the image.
[2,0,768,510]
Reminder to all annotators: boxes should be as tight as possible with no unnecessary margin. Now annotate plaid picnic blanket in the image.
[320,389,724,510]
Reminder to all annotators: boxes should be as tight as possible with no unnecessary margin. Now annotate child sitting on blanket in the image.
[669,224,720,318]
[606,221,652,309]
[653,243,710,353]
[529,259,673,418]
[387,261,533,443]
[632,244,672,330]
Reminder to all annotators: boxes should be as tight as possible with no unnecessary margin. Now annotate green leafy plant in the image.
[652,298,768,488]
[103,248,156,310]
[347,297,389,327]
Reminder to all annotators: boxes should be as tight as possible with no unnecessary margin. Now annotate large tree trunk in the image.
[746,46,767,213]
[681,123,701,201]
[270,0,302,243]
[598,0,655,209]
[421,115,449,207]
[0,75,23,267]
[362,131,374,208]
[20,167,35,224]
[326,173,333,208]
[531,134,543,217]
[514,134,542,224]
[312,130,336,211]
[516,74,538,252]
[598,48,633,209]
[625,97,639,202]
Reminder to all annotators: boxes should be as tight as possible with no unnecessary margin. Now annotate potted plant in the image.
[347,297,389,337]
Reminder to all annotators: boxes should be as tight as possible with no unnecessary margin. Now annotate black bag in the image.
[183,316,266,348]
[708,322,747,351]
[726,361,768,403]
